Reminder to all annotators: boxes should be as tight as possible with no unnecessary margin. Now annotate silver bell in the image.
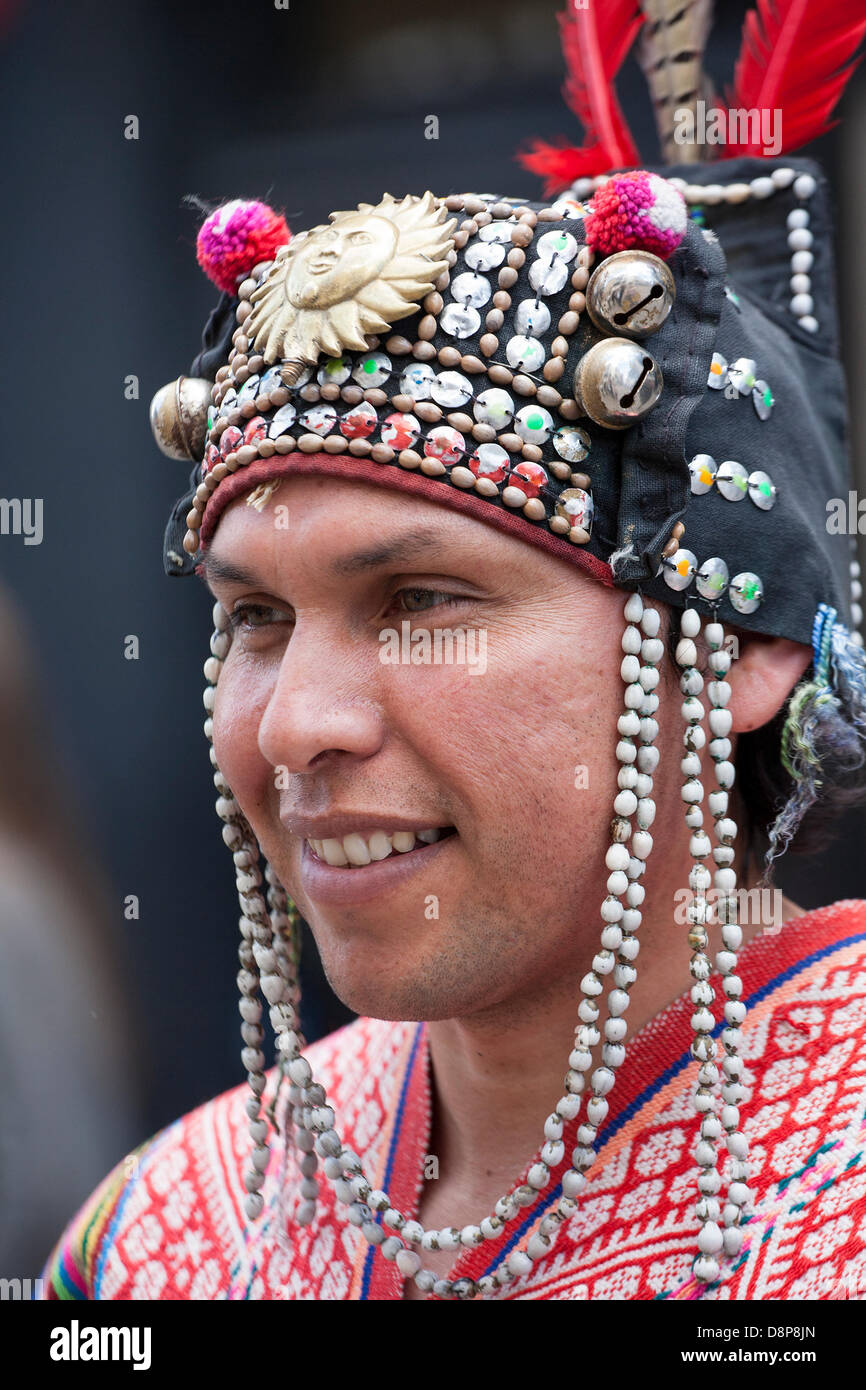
[585,251,675,339]
[150,376,213,461]
[572,339,663,430]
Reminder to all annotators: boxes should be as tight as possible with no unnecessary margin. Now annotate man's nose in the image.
[256,622,386,776]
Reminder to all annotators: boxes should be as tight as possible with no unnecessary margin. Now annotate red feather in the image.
[516,0,644,195]
[725,0,866,156]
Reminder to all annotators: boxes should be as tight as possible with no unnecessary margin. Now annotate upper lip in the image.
[280,812,453,840]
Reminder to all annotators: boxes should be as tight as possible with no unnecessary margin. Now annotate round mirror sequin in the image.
[259,366,285,396]
[663,548,697,591]
[318,356,353,386]
[514,299,551,335]
[728,358,757,395]
[555,487,593,535]
[729,572,764,614]
[716,460,749,501]
[505,336,545,372]
[465,241,505,271]
[268,402,297,437]
[748,470,777,510]
[299,405,337,435]
[219,425,243,459]
[339,402,378,439]
[237,374,261,404]
[432,371,473,408]
[536,230,578,264]
[381,412,420,449]
[469,442,509,482]
[515,404,554,444]
[400,363,435,400]
[450,272,491,308]
[553,425,591,463]
[478,222,515,244]
[696,557,729,600]
[752,381,774,421]
[707,353,727,390]
[474,388,514,428]
[424,426,466,466]
[511,461,549,498]
[689,454,717,495]
[439,303,481,338]
[353,352,392,388]
[529,258,569,295]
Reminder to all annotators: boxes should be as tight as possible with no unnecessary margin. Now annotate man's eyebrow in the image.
[330,533,444,577]
[198,554,262,590]
[200,532,456,590]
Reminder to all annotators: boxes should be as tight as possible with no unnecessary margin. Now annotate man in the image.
[43,158,866,1299]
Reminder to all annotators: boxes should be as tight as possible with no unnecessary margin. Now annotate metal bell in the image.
[585,250,675,339]
[572,339,663,430]
[149,376,213,461]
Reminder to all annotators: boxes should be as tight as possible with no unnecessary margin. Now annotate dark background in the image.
[1,0,864,1263]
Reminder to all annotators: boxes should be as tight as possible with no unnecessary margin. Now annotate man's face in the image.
[205,477,678,1023]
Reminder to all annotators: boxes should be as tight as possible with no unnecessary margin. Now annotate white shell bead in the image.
[680,607,701,638]
[640,607,661,636]
[621,654,641,683]
[708,708,733,737]
[641,637,664,664]
[698,1221,724,1254]
[676,638,698,667]
[622,624,642,654]
[616,739,637,764]
[607,870,628,896]
[704,622,724,649]
[715,760,735,788]
[624,593,644,622]
[637,746,659,774]
[708,680,731,707]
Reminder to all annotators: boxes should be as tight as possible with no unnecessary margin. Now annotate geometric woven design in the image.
[45,899,866,1300]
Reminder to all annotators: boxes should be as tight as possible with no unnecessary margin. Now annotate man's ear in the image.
[723,630,814,735]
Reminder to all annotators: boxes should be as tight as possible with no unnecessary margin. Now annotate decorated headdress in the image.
[150,1,866,1299]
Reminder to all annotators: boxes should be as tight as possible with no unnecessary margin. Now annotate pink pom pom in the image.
[585,172,687,261]
[196,200,291,294]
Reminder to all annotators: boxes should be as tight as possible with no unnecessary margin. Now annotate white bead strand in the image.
[676,606,726,1284]
[702,620,753,1259]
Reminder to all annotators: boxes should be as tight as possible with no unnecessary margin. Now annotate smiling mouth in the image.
[305,826,457,867]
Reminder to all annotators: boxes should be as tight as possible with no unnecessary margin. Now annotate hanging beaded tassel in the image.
[675,606,752,1285]
[204,602,305,1223]
[201,590,752,1298]
[201,591,669,1298]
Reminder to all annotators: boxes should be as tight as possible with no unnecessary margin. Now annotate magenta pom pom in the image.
[196,200,291,294]
[585,172,687,261]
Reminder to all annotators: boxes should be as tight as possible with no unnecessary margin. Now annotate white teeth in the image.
[342,833,372,866]
[307,827,449,865]
[321,838,348,867]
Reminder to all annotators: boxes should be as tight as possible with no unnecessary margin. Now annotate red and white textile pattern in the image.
[45,899,866,1301]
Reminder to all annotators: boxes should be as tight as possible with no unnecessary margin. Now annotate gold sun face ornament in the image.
[246,191,456,384]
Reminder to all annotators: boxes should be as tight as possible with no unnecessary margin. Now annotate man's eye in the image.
[228,604,291,632]
[348,231,371,245]
[394,588,463,614]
